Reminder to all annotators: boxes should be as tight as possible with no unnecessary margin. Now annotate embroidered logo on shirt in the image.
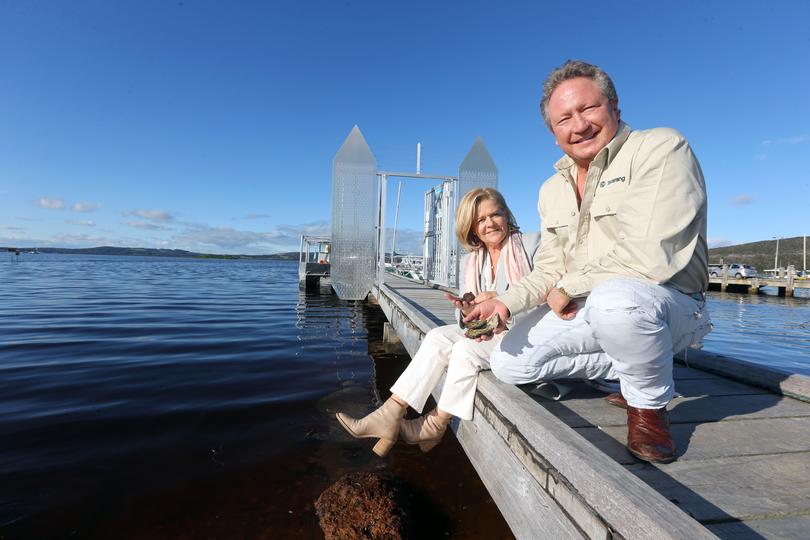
[599,176,626,188]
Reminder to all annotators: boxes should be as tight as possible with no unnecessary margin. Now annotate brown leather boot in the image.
[606,392,628,409]
[626,406,676,463]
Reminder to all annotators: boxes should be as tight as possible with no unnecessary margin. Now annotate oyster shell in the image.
[464,313,501,339]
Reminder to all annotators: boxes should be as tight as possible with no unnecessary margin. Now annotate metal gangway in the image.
[330,125,498,300]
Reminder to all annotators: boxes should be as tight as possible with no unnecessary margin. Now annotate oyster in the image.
[464,313,501,339]
[461,292,475,303]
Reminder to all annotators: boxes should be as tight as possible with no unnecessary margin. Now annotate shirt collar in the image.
[553,122,632,173]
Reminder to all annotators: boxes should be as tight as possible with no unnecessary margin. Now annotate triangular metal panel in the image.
[331,125,377,300]
[458,136,498,202]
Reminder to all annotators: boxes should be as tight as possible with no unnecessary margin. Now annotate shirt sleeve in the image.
[498,190,566,316]
[557,129,706,297]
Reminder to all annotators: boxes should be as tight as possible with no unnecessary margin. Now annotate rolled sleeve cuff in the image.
[556,273,591,298]
[498,289,528,318]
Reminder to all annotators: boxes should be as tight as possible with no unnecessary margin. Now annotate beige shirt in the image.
[499,123,709,317]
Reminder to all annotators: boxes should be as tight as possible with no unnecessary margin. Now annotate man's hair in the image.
[540,60,619,129]
[455,187,519,252]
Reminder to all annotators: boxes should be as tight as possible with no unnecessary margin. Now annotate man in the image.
[466,60,711,463]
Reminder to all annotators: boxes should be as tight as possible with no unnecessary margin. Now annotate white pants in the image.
[491,278,711,409]
[390,324,502,420]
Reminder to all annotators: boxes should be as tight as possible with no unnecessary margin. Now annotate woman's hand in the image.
[444,291,477,316]
[445,290,500,316]
[473,291,497,303]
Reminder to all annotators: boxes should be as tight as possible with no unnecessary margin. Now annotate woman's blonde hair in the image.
[455,187,519,251]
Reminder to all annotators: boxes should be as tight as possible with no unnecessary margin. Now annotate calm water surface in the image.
[1,254,509,539]
[2,254,809,538]
[701,289,810,376]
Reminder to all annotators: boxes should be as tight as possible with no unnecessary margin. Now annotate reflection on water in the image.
[702,291,810,376]
[0,255,509,539]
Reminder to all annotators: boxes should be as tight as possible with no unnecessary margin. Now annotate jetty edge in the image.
[373,273,810,539]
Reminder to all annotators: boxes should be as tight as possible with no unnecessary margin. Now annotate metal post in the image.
[378,174,388,288]
[452,177,460,289]
[391,179,402,267]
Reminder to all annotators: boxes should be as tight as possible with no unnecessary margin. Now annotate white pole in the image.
[804,235,806,272]
[416,143,421,175]
[775,237,780,272]
[378,174,387,287]
[391,179,402,266]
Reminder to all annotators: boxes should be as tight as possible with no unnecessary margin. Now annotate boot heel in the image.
[419,440,440,453]
[372,438,396,457]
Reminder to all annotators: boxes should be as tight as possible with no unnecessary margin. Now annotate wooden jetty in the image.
[707,266,809,297]
[373,273,810,539]
[708,276,810,296]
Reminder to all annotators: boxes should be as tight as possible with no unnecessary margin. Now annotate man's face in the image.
[547,77,620,167]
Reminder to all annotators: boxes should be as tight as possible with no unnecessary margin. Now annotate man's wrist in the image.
[555,286,571,299]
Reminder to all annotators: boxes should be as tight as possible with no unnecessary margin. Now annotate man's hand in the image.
[463,298,510,341]
[546,287,577,320]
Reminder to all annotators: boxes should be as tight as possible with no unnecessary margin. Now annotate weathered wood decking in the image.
[373,274,810,539]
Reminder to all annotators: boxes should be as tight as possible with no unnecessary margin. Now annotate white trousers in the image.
[491,278,711,409]
[389,324,502,420]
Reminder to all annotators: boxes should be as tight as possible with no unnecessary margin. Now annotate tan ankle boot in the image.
[399,408,451,453]
[336,399,406,457]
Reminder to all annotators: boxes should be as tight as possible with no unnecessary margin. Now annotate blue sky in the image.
[1,0,808,254]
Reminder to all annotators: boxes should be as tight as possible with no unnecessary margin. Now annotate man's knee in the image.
[489,348,525,385]
[585,279,661,332]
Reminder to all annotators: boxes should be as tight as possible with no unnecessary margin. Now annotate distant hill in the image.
[709,236,807,271]
[3,246,298,260]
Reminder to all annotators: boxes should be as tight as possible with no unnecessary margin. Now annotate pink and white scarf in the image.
[463,232,531,297]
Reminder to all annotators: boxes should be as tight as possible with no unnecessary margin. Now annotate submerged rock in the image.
[315,472,413,539]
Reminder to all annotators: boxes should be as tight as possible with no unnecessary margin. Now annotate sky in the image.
[1,0,809,255]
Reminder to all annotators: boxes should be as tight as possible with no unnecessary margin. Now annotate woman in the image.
[336,188,538,456]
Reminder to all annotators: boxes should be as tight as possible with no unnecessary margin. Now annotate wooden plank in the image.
[676,349,810,402]
[475,373,715,539]
[540,394,810,429]
[674,363,725,380]
[454,400,588,539]
[708,515,810,540]
[673,378,770,398]
[576,417,810,464]
[628,453,810,523]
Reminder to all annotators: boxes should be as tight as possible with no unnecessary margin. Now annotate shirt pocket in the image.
[544,213,572,245]
[591,193,622,240]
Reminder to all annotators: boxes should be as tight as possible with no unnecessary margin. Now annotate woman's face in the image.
[473,198,508,250]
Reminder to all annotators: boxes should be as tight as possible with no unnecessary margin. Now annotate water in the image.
[0,254,510,539]
[2,255,809,538]
[701,290,810,376]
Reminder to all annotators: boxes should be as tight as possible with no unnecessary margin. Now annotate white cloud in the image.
[761,134,808,146]
[171,220,330,253]
[38,197,64,209]
[123,209,175,222]
[15,216,40,222]
[67,219,96,227]
[731,195,753,206]
[708,237,735,249]
[123,220,172,231]
[244,213,272,220]
[72,202,100,213]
